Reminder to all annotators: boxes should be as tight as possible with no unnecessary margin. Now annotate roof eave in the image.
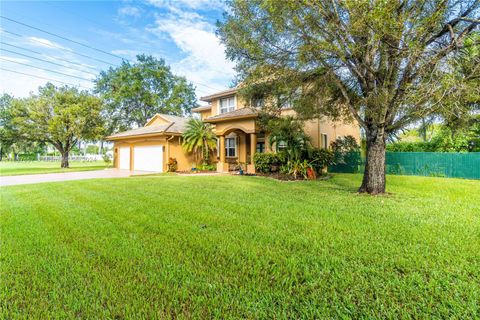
[204,114,257,123]
[200,88,238,102]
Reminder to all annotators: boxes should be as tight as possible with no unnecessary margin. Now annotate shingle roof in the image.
[192,105,211,112]
[204,108,258,122]
[107,114,190,139]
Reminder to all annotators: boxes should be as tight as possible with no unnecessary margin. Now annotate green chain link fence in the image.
[329,152,480,180]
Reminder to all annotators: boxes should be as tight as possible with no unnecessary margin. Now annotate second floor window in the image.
[220,97,235,114]
[252,98,264,108]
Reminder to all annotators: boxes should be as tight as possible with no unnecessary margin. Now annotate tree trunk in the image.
[61,151,69,168]
[358,128,386,194]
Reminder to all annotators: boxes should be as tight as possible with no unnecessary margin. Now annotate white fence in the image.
[38,155,104,162]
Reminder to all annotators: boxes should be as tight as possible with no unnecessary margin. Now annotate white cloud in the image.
[118,6,142,17]
[145,0,225,10]
[147,3,234,98]
[26,37,66,50]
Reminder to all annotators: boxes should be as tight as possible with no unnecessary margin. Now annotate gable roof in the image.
[106,113,190,140]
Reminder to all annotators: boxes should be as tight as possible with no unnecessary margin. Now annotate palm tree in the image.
[267,116,309,161]
[182,118,217,165]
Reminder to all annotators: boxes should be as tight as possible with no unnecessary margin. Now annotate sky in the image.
[0,0,235,100]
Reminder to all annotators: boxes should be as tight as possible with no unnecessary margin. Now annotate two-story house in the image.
[107,87,360,173]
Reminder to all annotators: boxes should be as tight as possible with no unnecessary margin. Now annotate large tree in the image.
[95,54,197,132]
[218,0,480,194]
[0,93,15,160]
[14,83,105,168]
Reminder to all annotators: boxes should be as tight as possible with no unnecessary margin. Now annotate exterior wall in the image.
[208,95,249,116]
[112,135,195,172]
[281,108,361,149]
[214,118,257,135]
[199,109,212,120]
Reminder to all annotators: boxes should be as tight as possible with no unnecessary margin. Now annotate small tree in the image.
[182,119,217,165]
[14,83,105,168]
[264,116,309,161]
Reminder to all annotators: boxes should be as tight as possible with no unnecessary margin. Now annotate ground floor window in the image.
[321,134,328,149]
[225,137,236,157]
[256,142,265,153]
[277,140,288,151]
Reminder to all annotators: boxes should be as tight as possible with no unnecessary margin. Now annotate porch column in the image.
[219,135,225,163]
[217,135,228,173]
[248,133,257,173]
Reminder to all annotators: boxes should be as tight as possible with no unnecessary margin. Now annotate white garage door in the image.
[133,145,163,172]
[119,147,130,170]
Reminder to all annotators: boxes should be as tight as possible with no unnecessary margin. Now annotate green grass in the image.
[1,174,479,318]
[0,161,108,176]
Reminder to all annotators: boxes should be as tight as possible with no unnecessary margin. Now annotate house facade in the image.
[108,87,360,173]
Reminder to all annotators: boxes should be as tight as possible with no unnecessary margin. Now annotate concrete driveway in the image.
[0,169,155,187]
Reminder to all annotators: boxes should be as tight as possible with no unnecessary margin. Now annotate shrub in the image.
[17,153,37,161]
[331,136,361,166]
[280,159,312,179]
[253,152,283,173]
[102,152,112,165]
[167,157,178,172]
[307,148,334,174]
[330,136,360,154]
[197,163,216,171]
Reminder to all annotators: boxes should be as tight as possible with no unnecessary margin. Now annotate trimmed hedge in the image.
[253,153,283,173]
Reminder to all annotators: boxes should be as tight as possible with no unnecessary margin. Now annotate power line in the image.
[1,15,126,61]
[1,18,227,92]
[0,41,102,72]
[0,67,91,89]
[0,57,94,82]
[1,47,98,77]
[0,15,223,90]
[1,29,116,66]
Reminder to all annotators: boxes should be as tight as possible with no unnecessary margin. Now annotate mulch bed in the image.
[176,170,217,174]
[255,172,333,181]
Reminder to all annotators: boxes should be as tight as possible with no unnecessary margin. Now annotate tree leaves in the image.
[95,55,197,132]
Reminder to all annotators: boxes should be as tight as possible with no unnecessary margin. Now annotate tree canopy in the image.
[13,83,105,168]
[95,54,197,132]
[218,0,480,194]
[0,94,16,160]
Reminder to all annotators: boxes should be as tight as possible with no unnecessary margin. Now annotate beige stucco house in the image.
[107,87,360,173]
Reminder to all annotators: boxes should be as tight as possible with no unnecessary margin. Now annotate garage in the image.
[119,147,130,170]
[133,145,163,172]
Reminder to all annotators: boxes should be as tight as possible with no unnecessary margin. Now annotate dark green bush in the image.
[17,153,37,161]
[307,148,334,174]
[253,152,283,173]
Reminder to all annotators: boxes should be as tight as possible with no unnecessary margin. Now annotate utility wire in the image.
[0,41,101,72]
[1,48,98,76]
[1,17,227,92]
[0,57,94,82]
[0,67,91,89]
[1,15,126,61]
[1,29,116,66]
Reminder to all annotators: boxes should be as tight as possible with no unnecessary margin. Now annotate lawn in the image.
[0,161,108,176]
[1,174,479,318]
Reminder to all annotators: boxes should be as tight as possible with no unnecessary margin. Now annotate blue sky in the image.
[0,0,235,99]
